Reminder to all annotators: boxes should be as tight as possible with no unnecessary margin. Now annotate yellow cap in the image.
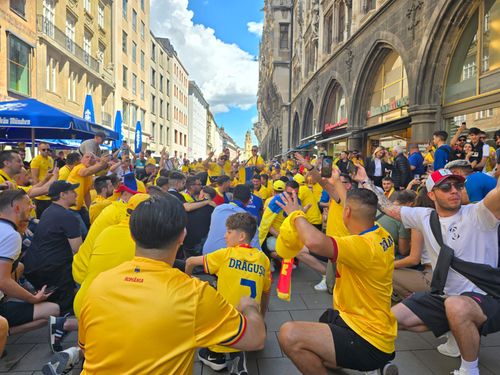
[293,173,305,184]
[127,193,150,211]
[273,180,286,191]
[276,211,305,259]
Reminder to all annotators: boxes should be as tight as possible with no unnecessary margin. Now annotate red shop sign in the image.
[324,118,348,132]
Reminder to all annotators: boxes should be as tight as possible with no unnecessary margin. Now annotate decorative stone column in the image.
[348,133,363,152]
[407,104,440,144]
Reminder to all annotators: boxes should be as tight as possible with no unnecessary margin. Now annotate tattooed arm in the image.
[353,164,403,222]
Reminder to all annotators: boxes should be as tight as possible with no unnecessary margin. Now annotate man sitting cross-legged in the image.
[186,212,271,375]
[275,167,398,375]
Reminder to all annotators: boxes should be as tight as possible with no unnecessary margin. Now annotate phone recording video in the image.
[321,156,333,178]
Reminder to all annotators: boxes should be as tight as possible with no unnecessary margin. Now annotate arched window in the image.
[302,100,314,139]
[321,81,347,132]
[292,112,300,147]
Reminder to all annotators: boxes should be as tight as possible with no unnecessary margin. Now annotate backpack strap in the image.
[429,210,454,295]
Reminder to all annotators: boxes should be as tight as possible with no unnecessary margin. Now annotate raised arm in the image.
[483,174,500,219]
[449,123,467,147]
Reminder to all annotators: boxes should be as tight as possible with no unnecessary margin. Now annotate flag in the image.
[277,258,294,301]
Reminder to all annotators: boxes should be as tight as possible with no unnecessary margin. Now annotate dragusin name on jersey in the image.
[228,258,266,276]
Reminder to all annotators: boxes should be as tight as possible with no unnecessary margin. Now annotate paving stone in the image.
[477,346,500,375]
[289,308,324,323]
[395,331,434,351]
[392,351,434,375]
[411,349,463,374]
[291,266,322,282]
[287,280,327,294]
[11,328,46,345]
[264,311,292,332]
[257,357,302,375]
[268,294,307,311]
[299,292,332,310]
[192,361,202,374]
[248,332,283,359]
[0,344,35,373]
[480,331,500,347]
[8,344,53,372]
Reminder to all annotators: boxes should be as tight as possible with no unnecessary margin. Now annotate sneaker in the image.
[42,352,72,375]
[451,369,473,375]
[198,348,227,371]
[314,276,327,291]
[270,262,275,273]
[437,333,460,358]
[229,352,248,375]
[364,362,398,375]
[48,316,68,353]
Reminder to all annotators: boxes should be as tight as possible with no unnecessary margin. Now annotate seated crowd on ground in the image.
[0,126,499,375]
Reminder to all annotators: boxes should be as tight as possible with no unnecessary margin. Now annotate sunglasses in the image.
[458,138,467,142]
[40,148,49,151]
[435,181,465,193]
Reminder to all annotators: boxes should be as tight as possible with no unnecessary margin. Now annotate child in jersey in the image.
[186,212,271,375]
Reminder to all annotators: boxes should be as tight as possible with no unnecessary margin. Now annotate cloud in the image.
[150,0,258,113]
[247,21,263,37]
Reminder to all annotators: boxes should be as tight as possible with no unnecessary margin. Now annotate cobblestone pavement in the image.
[2,265,499,374]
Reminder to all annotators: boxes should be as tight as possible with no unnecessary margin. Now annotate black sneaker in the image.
[42,352,70,375]
[229,351,248,375]
[198,348,227,371]
[48,316,67,353]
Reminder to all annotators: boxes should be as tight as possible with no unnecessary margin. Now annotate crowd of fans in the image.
[0,125,498,375]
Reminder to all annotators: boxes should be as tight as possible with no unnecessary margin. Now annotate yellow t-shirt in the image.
[0,169,17,188]
[246,155,265,168]
[89,196,113,224]
[203,245,271,353]
[79,257,246,375]
[193,162,206,173]
[326,198,350,237]
[332,225,397,353]
[72,201,128,284]
[58,165,71,181]
[30,155,54,200]
[286,159,294,171]
[207,162,224,178]
[74,218,135,317]
[181,165,189,174]
[180,192,196,203]
[310,183,323,203]
[298,185,322,225]
[67,164,92,210]
[224,160,232,175]
[253,186,270,201]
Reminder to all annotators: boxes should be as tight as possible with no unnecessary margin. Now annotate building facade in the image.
[244,130,253,160]
[258,0,500,158]
[188,80,209,160]
[0,1,37,101]
[148,32,172,154]
[36,0,114,127]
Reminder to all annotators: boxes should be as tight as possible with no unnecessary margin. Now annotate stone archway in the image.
[319,79,347,132]
[291,112,300,148]
[301,99,314,140]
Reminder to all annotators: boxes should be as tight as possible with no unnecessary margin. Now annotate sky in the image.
[150,0,264,148]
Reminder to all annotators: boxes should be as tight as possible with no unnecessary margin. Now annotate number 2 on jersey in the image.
[240,278,257,299]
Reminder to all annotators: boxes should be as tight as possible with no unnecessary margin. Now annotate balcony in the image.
[37,15,100,74]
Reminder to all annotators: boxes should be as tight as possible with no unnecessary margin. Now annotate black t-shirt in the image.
[184,205,214,248]
[24,204,81,272]
[336,159,351,174]
[168,190,186,203]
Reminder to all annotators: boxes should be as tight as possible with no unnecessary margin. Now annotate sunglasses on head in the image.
[434,181,465,193]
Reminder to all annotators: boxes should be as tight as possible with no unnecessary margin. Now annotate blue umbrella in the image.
[134,121,142,154]
[83,94,95,123]
[113,111,123,150]
[0,99,118,141]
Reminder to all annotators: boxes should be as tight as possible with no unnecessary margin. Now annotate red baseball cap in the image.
[426,169,465,191]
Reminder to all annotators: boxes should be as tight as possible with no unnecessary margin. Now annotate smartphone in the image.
[414,174,420,180]
[321,156,333,178]
[347,161,358,176]
[44,286,59,294]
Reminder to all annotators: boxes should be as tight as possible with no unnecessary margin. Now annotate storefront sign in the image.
[324,118,348,132]
[0,117,31,125]
[367,96,409,118]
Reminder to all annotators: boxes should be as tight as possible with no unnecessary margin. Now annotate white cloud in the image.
[150,0,258,113]
[247,21,263,37]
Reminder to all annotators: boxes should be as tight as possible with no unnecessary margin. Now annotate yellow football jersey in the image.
[67,164,92,210]
[79,257,246,375]
[30,155,54,200]
[297,185,322,225]
[58,165,71,181]
[326,198,350,237]
[332,225,397,354]
[204,245,271,353]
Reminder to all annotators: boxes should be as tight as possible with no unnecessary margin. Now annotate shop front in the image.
[441,0,500,146]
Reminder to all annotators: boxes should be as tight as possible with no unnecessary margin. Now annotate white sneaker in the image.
[437,333,460,358]
[314,276,327,291]
[451,368,473,375]
[270,262,275,273]
[364,362,398,375]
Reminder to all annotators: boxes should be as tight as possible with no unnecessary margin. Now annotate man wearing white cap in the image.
[357,166,500,375]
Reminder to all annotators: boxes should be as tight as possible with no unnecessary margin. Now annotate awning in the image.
[299,132,322,143]
[316,132,353,145]
[296,140,316,150]
[0,99,118,141]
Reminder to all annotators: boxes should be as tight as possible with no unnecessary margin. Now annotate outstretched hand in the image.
[275,191,302,216]
[351,163,369,183]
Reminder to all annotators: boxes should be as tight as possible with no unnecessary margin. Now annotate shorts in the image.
[0,301,34,327]
[402,291,500,337]
[319,309,395,371]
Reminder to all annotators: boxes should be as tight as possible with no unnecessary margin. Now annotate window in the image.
[45,56,57,92]
[86,81,94,94]
[122,65,128,88]
[140,21,145,40]
[184,134,187,147]
[67,70,76,101]
[42,0,55,37]
[122,0,127,19]
[83,31,92,65]
[363,0,376,13]
[98,3,105,29]
[337,2,345,43]
[482,1,500,73]
[123,100,129,124]
[8,35,31,95]
[132,42,137,63]
[160,75,164,92]
[160,99,164,118]
[140,51,145,70]
[97,42,105,64]
[167,79,170,95]
[84,0,91,14]
[140,109,145,126]
[151,94,156,114]
[131,105,137,126]
[122,31,128,54]
[65,14,76,53]
[140,80,145,100]
[132,73,137,95]
[175,129,178,144]
[324,12,333,54]
[279,24,289,50]
[132,9,137,31]
[158,124,162,143]
[151,41,156,61]
[141,0,145,11]
[166,102,170,120]
[151,68,156,88]
[475,108,494,119]
[10,0,26,17]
